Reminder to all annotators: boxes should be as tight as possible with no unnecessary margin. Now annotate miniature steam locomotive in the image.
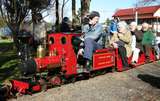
[10,33,158,95]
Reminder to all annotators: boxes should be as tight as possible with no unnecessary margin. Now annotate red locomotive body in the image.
[11,33,158,95]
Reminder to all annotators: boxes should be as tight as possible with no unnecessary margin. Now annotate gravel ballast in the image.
[10,62,160,101]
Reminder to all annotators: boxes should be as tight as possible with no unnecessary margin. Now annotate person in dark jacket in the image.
[141,22,155,62]
[60,17,72,32]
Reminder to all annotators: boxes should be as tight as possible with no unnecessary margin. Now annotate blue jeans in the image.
[84,38,103,60]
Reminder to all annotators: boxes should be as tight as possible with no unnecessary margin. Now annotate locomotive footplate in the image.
[10,79,41,95]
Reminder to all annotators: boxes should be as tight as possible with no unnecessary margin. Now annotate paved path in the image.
[10,62,160,101]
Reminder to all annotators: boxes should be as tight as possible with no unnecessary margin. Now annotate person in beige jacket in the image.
[109,21,132,71]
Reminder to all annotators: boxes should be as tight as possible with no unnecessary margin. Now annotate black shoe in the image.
[84,59,92,72]
[145,58,150,63]
[131,61,137,65]
[145,56,150,63]
[83,68,90,73]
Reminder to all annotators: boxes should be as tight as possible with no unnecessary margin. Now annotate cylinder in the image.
[19,59,37,75]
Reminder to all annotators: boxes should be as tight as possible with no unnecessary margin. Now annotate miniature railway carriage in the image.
[10,33,158,95]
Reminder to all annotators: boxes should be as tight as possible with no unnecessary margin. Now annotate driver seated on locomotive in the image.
[109,21,132,71]
[81,11,104,72]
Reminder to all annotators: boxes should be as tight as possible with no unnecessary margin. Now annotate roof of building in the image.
[113,5,160,18]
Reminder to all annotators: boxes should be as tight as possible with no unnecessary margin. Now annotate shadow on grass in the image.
[0,59,20,83]
[137,74,160,89]
[0,55,17,67]
[0,42,14,53]
[0,41,20,83]
[0,64,17,81]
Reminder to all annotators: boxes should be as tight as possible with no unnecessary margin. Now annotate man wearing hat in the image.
[82,11,103,72]
[60,17,72,32]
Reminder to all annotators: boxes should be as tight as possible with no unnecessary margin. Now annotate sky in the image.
[43,0,159,23]
[89,0,137,22]
[65,0,137,23]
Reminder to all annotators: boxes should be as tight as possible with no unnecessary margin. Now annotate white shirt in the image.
[131,35,136,51]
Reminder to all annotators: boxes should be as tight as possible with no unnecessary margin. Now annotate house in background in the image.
[113,5,160,24]
[0,27,12,37]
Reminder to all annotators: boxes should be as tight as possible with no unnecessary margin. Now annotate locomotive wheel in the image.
[90,73,96,78]
[70,77,76,83]
[38,78,47,91]
[49,76,62,86]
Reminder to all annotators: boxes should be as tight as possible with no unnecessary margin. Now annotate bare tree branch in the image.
[61,0,70,20]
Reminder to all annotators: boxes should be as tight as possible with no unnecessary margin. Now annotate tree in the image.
[105,18,111,26]
[0,17,6,28]
[72,0,76,27]
[28,0,52,37]
[81,0,91,22]
[0,0,29,47]
[71,7,81,29]
[61,0,70,19]
[55,0,60,32]
[0,0,52,47]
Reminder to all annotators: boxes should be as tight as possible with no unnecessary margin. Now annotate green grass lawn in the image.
[0,40,20,83]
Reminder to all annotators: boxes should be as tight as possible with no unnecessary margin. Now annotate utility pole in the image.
[135,9,138,24]
[135,0,138,25]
